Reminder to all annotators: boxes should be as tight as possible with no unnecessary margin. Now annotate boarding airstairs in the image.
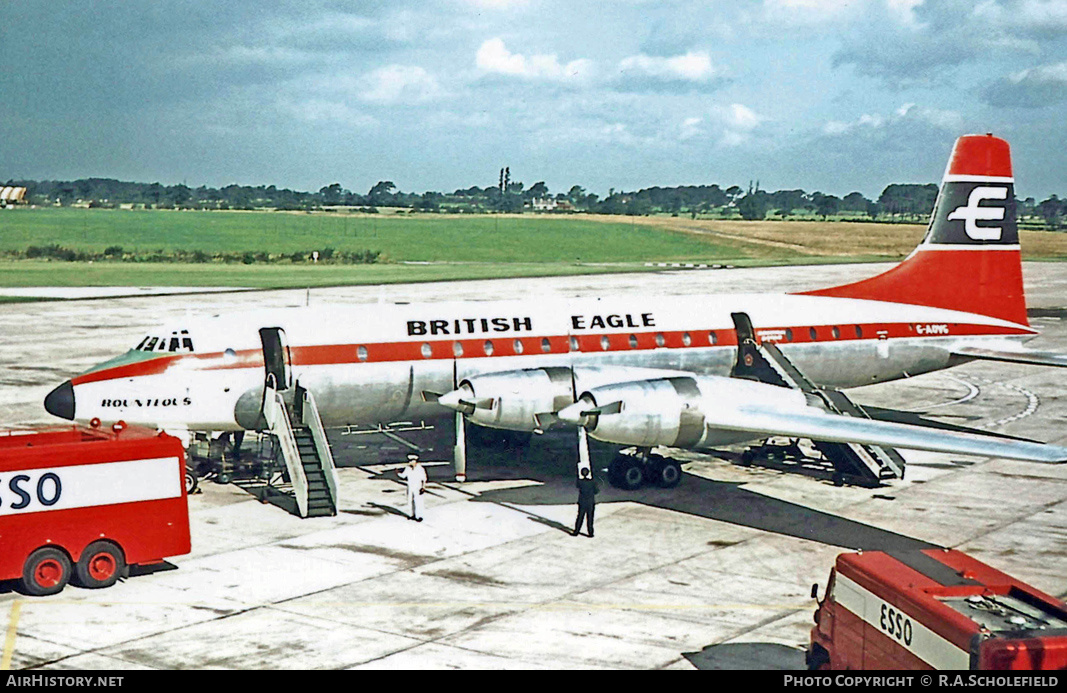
[261,378,340,517]
[730,312,905,486]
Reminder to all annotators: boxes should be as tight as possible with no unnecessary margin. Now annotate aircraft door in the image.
[259,327,292,391]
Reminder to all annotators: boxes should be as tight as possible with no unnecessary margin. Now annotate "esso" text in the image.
[1,472,63,511]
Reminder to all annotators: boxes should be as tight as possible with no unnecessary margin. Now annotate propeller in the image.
[557,397,623,427]
[436,384,495,415]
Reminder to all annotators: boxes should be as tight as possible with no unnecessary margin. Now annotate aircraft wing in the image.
[714,401,1067,464]
[952,345,1067,368]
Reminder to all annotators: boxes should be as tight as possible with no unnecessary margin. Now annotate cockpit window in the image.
[136,329,195,353]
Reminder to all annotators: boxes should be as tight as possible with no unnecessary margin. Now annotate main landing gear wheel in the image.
[74,541,125,589]
[21,547,72,596]
[652,458,682,488]
[608,454,645,490]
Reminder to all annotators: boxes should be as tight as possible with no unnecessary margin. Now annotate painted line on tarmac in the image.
[924,374,981,410]
[969,377,1041,428]
[265,600,811,611]
[1,600,21,671]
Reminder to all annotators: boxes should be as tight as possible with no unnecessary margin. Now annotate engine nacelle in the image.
[437,365,689,431]
[560,375,811,449]
[446,367,575,431]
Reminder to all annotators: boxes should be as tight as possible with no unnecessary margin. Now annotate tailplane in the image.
[802,134,1027,326]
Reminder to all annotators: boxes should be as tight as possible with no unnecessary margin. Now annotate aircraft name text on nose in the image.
[100,397,193,408]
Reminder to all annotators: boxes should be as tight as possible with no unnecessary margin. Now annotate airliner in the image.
[43,134,1067,488]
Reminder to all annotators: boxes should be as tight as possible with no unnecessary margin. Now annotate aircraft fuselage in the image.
[51,291,1034,432]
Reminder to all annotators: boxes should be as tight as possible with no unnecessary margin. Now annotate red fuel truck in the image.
[0,422,190,596]
[808,549,1067,670]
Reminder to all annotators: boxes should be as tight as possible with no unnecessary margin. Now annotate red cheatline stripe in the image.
[70,321,1032,385]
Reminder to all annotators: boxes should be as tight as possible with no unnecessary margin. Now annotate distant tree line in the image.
[5,176,1065,230]
[4,243,381,265]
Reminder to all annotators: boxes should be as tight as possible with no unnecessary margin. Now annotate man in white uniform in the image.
[397,453,427,521]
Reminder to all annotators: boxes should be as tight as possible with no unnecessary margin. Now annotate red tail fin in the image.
[802,134,1028,326]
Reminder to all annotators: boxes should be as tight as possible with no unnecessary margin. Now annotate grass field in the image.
[2,207,1066,291]
[0,208,745,263]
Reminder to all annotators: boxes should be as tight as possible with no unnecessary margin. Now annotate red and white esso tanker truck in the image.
[808,549,1067,670]
[0,422,190,596]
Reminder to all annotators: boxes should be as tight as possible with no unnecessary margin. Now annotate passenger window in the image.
[421,343,432,358]
[682,332,692,347]
[785,329,793,342]
[655,333,665,347]
[453,342,464,357]
[854,325,863,338]
[569,337,579,352]
[809,327,817,340]
[513,339,524,354]
[832,327,841,339]
[483,340,494,356]
[541,338,551,353]
[600,335,610,350]
[357,346,368,362]
[628,335,638,348]
[709,331,718,345]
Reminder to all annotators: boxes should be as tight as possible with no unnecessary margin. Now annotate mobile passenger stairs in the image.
[261,378,339,517]
[256,327,339,518]
[730,312,905,487]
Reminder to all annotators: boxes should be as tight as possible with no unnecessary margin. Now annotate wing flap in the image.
[714,404,1067,464]
[953,346,1067,368]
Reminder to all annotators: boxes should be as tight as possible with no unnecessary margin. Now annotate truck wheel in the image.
[74,541,125,589]
[806,644,831,670]
[21,547,72,596]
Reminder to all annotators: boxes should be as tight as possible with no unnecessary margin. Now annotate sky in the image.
[1,0,1066,199]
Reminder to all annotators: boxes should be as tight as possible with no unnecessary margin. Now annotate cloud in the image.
[762,0,865,23]
[618,51,718,82]
[819,102,964,142]
[275,98,379,127]
[359,64,445,104]
[614,50,726,92]
[475,38,594,82]
[678,103,766,147]
[828,0,1056,87]
[985,61,1067,108]
[462,0,530,8]
[822,103,962,136]
[972,0,1067,37]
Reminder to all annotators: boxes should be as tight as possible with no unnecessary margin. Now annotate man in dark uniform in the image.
[573,467,599,537]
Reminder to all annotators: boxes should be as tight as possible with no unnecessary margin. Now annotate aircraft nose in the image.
[44,380,75,420]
